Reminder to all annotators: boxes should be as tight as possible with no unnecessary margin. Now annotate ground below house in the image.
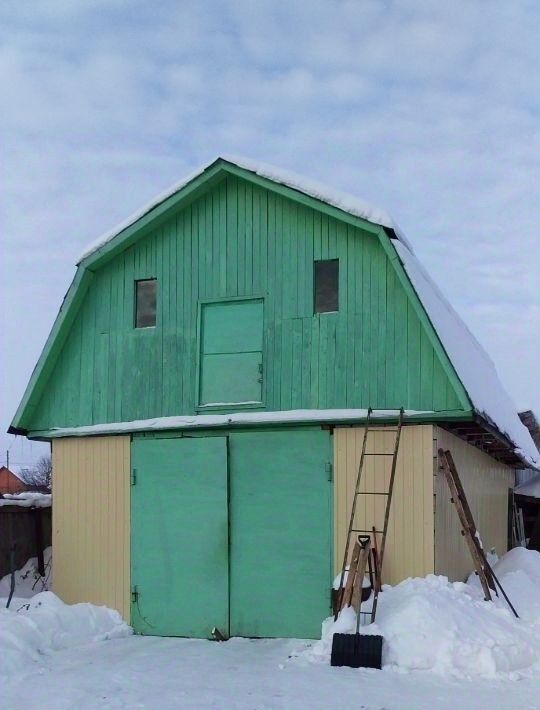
[2,548,540,709]
[3,635,540,710]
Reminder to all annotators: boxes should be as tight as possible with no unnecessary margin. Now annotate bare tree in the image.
[21,455,52,492]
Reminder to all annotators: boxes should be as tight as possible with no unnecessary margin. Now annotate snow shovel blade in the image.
[330,633,383,669]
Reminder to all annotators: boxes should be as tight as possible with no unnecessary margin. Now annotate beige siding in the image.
[334,425,434,585]
[434,427,514,582]
[52,436,130,619]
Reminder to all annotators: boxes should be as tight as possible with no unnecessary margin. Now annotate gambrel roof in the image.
[9,156,538,467]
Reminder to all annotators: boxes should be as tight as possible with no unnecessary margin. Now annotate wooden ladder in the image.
[335,408,404,622]
[438,448,519,617]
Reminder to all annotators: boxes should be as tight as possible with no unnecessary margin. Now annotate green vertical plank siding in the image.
[28,175,465,430]
[131,436,229,637]
[229,429,332,638]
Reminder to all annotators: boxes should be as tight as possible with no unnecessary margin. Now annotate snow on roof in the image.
[0,492,51,508]
[78,155,411,262]
[394,241,539,468]
[33,409,430,438]
[515,473,540,499]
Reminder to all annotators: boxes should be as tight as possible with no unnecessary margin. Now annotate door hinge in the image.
[131,468,137,486]
[325,462,333,482]
[131,585,139,604]
[257,362,263,383]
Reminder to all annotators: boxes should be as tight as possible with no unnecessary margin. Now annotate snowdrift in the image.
[0,592,131,678]
[309,548,540,679]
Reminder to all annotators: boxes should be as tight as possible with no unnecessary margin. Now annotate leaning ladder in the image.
[335,408,404,621]
[438,448,519,617]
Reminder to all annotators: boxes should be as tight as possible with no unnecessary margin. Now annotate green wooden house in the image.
[10,156,538,639]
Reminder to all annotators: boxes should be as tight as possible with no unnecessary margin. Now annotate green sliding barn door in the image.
[229,429,332,638]
[131,436,228,637]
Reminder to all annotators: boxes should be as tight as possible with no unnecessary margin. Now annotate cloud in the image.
[1,0,539,463]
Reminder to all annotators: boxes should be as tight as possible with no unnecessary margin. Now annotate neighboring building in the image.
[514,411,540,550]
[0,466,27,494]
[516,410,540,486]
[9,156,539,639]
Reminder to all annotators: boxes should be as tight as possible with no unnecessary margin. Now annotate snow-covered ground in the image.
[0,546,52,599]
[2,548,540,709]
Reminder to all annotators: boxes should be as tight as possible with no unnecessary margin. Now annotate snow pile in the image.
[0,492,52,508]
[0,546,51,598]
[515,472,540,499]
[0,592,131,677]
[490,547,540,625]
[309,548,540,679]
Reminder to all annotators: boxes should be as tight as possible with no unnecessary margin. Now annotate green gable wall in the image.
[26,175,467,431]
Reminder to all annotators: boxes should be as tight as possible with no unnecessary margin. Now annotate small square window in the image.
[314,259,339,313]
[135,279,157,328]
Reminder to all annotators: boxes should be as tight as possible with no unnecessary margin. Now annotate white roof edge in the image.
[78,155,411,263]
[31,409,434,438]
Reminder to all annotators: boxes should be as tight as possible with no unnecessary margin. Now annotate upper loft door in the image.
[199,299,264,407]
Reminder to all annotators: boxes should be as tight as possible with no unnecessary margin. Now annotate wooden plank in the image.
[340,539,361,609]
[351,538,371,613]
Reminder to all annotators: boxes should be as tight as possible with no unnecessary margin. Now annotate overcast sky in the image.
[1,1,539,467]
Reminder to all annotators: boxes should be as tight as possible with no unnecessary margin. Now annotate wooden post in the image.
[33,509,45,577]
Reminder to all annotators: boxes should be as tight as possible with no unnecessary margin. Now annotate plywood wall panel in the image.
[334,425,434,585]
[52,436,130,620]
[434,427,514,582]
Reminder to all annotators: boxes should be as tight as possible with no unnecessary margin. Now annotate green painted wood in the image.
[18,170,472,433]
[131,436,229,637]
[199,299,263,406]
[228,429,332,639]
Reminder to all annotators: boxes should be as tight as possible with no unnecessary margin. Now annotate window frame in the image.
[313,258,339,314]
[134,278,158,329]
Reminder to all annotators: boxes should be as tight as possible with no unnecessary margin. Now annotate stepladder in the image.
[335,408,404,622]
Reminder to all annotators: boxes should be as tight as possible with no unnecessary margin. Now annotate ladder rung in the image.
[355,491,389,496]
[365,428,399,433]
[351,528,384,534]
[364,453,395,457]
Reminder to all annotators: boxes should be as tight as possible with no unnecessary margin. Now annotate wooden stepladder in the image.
[335,408,404,622]
[439,448,519,617]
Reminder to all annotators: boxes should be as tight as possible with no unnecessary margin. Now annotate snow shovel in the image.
[330,543,383,669]
[330,592,383,669]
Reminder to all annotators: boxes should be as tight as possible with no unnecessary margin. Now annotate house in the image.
[0,465,27,494]
[9,156,538,639]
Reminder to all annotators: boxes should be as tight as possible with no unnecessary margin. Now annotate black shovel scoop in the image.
[330,630,383,669]
[330,580,383,669]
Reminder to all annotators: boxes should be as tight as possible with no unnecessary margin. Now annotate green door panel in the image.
[199,299,264,405]
[131,436,229,637]
[229,429,332,639]
[202,300,263,353]
[200,352,262,405]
